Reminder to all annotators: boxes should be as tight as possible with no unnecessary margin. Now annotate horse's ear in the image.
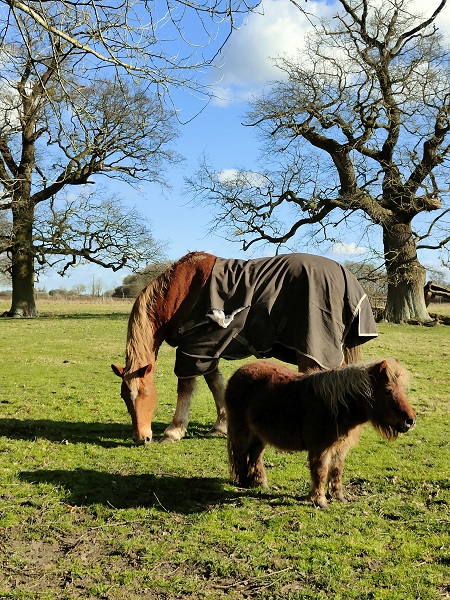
[111,364,124,378]
[136,364,153,378]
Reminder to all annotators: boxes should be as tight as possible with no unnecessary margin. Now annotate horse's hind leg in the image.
[296,352,321,372]
[204,368,227,437]
[160,377,196,443]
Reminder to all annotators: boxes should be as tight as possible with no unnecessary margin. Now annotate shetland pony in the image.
[225,359,416,508]
[111,251,376,445]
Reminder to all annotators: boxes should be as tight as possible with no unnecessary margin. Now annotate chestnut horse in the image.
[225,359,416,508]
[111,252,377,445]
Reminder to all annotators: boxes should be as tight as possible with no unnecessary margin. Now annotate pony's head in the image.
[368,359,416,439]
[111,363,156,445]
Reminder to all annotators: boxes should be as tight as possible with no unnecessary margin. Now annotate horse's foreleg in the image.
[308,448,332,509]
[204,368,227,437]
[160,377,196,443]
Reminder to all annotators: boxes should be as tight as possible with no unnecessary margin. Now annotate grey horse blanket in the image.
[167,253,378,377]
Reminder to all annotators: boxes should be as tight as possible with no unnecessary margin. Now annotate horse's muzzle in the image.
[133,434,152,445]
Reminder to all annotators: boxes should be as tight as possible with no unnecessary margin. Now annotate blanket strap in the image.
[232,333,264,359]
[232,316,288,359]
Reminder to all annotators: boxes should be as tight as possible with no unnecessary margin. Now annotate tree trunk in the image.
[7,202,39,317]
[383,221,430,323]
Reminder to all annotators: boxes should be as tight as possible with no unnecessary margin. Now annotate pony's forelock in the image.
[381,358,411,389]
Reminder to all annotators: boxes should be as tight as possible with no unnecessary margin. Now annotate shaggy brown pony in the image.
[225,359,416,508]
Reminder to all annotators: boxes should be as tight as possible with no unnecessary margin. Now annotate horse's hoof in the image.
[207,428,227,438]
[158,435,180,444]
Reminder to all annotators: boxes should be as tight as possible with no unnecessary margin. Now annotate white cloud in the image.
[218,168,269,188]
[332,242,367,256]
[211,0,450,105]
[211,0,332,103]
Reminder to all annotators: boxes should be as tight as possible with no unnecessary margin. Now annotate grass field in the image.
[0,299,449,599]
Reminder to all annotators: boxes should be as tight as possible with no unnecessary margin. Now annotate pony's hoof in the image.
[312,497,328,509]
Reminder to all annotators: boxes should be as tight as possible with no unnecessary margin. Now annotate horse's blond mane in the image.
[305,358,410,414]
[125,265,173,380]
[124,252,213,388]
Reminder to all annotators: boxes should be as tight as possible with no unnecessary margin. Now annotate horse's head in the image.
[369,359,416,439]
[111,363,156,445]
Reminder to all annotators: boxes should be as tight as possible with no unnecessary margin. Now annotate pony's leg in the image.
[308,448,332,509]
[228,436,252,487]
[160,377,196,443]
[296,352,321,372]
[247,438,268,488]
[203,369,227,437]
[328,429,362,502]
[328,441,352,502]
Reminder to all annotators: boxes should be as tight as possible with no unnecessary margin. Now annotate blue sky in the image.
[33,0,450,292]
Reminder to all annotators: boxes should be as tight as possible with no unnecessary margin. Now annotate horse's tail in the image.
[344,342,361,365]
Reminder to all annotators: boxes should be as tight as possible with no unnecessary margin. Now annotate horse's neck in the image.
[155,253,216,338]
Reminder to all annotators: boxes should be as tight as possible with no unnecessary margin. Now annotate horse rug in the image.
[167,253,378,377]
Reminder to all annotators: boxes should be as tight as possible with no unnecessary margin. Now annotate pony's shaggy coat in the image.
[225,359,416,508]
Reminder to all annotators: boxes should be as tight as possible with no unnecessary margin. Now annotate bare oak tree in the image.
[188,0,450,323]
[0,28,180,316]
[1,1,262,101]
[0,1,264,316]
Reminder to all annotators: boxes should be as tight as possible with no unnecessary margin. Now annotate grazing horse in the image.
[225,359,416,508]
[111,252,378,444]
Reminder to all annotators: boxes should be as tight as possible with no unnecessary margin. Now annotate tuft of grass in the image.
[0,301,449,599]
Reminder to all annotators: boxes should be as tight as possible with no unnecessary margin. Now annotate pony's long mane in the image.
[303,358,410,415]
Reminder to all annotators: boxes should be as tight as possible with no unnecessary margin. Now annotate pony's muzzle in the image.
[399,417,416,433]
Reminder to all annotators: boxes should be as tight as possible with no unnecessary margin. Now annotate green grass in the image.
[0,300,449,599]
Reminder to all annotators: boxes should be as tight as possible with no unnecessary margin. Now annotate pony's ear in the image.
[376,360,390,378]
[111,364,124,378]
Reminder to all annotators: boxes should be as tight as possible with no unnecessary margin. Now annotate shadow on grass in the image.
[39,312,129,320]
[19,468,248,514]
[0,418,223,447]
[0,418,133,448]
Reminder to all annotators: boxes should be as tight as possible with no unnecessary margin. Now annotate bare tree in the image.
[188,0,450,323]
[0,1,263,105]
[0,0,270,316]
[0,26,179,316]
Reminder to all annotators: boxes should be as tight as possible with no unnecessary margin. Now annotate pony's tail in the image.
[225,381,250,486]
[227,426,240,484]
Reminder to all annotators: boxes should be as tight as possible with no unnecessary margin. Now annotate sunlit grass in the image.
[0,301,449,599]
